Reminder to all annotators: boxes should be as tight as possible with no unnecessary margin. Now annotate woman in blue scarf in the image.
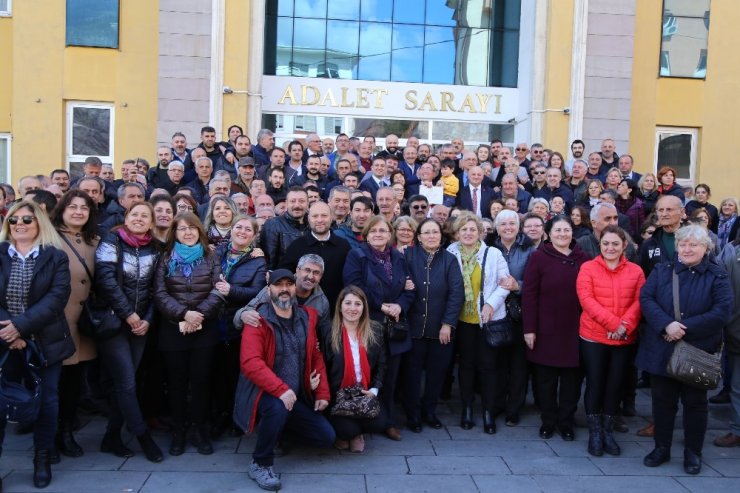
[154,212,225,457]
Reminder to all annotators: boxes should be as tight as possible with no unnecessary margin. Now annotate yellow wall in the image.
[4,0,158,183]
[630,0,740,200]
[222,0,251,137]
[541,0,575,151]
[0,17,12,133]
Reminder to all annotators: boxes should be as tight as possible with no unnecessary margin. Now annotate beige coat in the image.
[59,230,99,364]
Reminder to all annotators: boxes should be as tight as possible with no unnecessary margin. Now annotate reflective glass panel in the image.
[664,0,710,18]
[425,0,456,26]
[350,119,429,139]
[292,18,326,76]
[328,0,360,20]
[391,24,424,82]
[358,22,391,81]
[393,0,425,25]
[72,107,111,156]
[276,0,292,17]
[275,17,294,76]
[660,15,709,78]
[423,26,455,84]
[361,0,392,22]
[327,20,359,79]
[657,133,693,179]
[294,0,327,19]
[66,0,119,48]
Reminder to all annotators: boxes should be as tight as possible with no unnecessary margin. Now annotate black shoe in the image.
[586,415,603,457]
[643,446,671,467]
[192,427,214,455]
[48,447,60,465]
[683,448,702,475]
[33,449,52,488]
[636,377,651,389]
[558,424,575,441]
[505,414,520,427]
[407,418,422,433]
[602,415,622,456]
[55,421,84,458]
[423,414,443,429]
[483,411,496,435]
[622,401,636,418]
[539,425,554,439]
[137,431,164,463]
[169,430,186,456]
[100,430,134,458]
[210,413,229,440]
[709,389,731,404]
[613,415,629,433]
[460,406,474,430]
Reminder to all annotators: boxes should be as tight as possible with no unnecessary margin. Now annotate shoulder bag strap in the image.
[59,233,94,283]
[479,246,489,311]
[671,268,681,322]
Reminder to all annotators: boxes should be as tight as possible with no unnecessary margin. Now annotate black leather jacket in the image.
[259,212,309,269]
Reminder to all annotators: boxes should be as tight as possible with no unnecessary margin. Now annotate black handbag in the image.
[0,341,43,424]
[330,383,381,419]
[480,246,513,348]
[505,295,522,322]
[384,316,409,342]
[61,234,122,341]
[665,269,722,390]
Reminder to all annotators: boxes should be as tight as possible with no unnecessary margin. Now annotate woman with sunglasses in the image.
[0,201,75,489]
[49,190,99,460]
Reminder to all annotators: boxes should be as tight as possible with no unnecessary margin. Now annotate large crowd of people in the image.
[0,128,738,491]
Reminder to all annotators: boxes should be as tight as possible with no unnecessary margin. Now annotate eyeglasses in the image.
[177,205,194,211]
[8,215,36,225]
[176,225,198,232]
[411,204,428,210]
[531,150,543,154]
[396,228,414,233]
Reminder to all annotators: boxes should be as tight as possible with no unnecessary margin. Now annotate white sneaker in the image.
[249,461,281,491]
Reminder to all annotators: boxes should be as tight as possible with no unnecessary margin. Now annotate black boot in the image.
[55,420,84,458]
[169,429,187,456]
[483,411,496,434]
[460,405,474,430]
[100,429,134,458]
[683,448,702,475]
[137,431,164,463]
[33,449,52,488]
[602,415,621,456]
[586,415,603,457]
[192,426,214,455]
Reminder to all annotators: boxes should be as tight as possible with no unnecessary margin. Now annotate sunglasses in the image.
[8,215,36,225]
[515,148,527,151]
[411,204,428,210]
[532,171,546,175]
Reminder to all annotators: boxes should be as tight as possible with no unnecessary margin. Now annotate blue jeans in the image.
[97,329,147,436]
[253,395,335,467]
[730,353,740,435]
[0,361,61,454]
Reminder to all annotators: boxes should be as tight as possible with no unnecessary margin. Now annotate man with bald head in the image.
[639,195,685,276]
[494,173,532,214]
[376,134,403,160]
[456,165,494,218]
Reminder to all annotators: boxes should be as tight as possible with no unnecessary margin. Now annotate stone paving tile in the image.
[503,456,605,476]
[2,470,150,493]
[473,474,543,493]
[635,440,740,460]
[366,473,477,492]
[532,475,687,493]
[121,452,249,472]
[352,436,437,456]
[701,458,740,477]
[407,455,510,475]
[140,471,259,493]
[48,451,127,471]
[447,424,545,441]
[545,439,647,458]
[592,456,721,477]
[281,473,368,492]
[676,476,740,492]
[432,438,553,457]
[277,453,409,474]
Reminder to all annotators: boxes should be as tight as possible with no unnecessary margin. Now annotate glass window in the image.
[67,102,114,178]
[423,26,455,84]
[350,119,430,140]
[66,0,119,49]
[328,0,359,20]
[655,127,698,182]
[660,0,710,78]
[361,0,392,22]
[276,0,293,17]
[0,134,10,184]
[294,0,327,19]
[394,0,425,25]
[0,0,11,17]
[292,18,326,76]
[326,20,359,79]
[425,0,456,26]
[275,17,294,76]
[358,22,391,81]
[391,24,424,82]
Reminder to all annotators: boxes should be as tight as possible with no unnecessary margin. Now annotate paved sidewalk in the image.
[1,387,738,492]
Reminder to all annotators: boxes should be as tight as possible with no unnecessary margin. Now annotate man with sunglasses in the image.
[408,195,430,223]
[530,162,548,194]
[514,143,531,169]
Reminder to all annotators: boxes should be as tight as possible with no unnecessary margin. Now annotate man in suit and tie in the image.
[359,156,388,201]
[618,154,642,182]
[456,166,493,218]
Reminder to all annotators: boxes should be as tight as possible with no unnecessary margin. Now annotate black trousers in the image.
[380,353,402,428]
[651,374,708,454]
[210,340,241,422]
[457,320,499,413]
[58,364,83,422]
[533,364,582,428]
[494,322,529,417]
[580,339,633,415]
[402,337,454,420]
[162,345,217,429]
[329,407,388,440]
[136,331,169,420]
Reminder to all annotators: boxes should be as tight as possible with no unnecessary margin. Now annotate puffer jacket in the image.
[720,241,740,354]
[636,256,732,377]
[259,212,309,269]
[0,244,75,366]
[95,232,159,324]
[576,255,645,345]
[494,234,534,295]
[404,245,464,339]
[216,244,267,340]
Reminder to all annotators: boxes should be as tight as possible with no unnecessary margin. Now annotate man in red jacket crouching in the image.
[239,269,334,491]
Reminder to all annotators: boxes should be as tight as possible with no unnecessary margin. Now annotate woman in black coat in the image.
[343,215,415,441]
[95,202,163,463]
[211,215,267,437]
[154,212,224,456]
[324,286,386,453]
[637,225,732,475]
[0,200,75,489]
[402,218,464,431]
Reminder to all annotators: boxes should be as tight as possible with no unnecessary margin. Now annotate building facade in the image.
[0,0,737,199]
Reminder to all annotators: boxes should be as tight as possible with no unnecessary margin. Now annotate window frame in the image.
[65,0,120,49]
[654,126,698,186]
[0,133,11,185]
[0,0,12,17]
[66,101,115,175]
[658,0,710,79]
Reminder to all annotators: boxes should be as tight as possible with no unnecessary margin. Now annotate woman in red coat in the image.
[576,225,645,457]
[522,215,590,441]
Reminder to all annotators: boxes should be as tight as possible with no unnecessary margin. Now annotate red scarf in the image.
[340,327,371,389]
[118,227,152,248]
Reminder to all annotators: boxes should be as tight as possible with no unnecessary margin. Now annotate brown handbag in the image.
[665,269,722,390]
[330,383,380,419]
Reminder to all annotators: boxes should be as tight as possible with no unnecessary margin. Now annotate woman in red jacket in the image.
[576,225,645,457]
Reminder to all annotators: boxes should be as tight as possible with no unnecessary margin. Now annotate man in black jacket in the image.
[639,195,685,276]
[259,187,309,269]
